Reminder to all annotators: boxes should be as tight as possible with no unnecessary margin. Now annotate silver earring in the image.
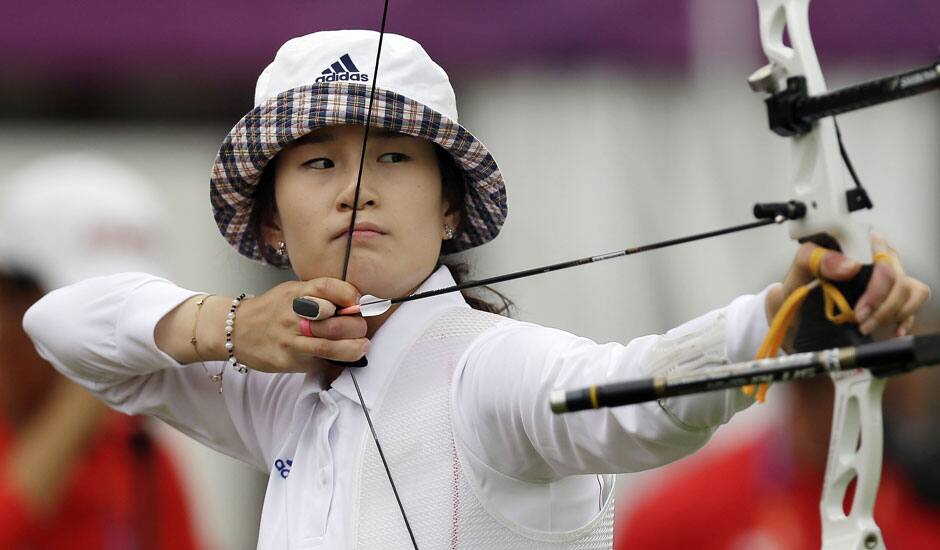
[277,241,287,257]
[443,225,456,240]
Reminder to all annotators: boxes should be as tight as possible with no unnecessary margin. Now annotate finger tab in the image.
[330,357,368,368]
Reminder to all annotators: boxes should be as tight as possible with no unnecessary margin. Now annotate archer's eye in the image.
[378,152,409,163]
[305,158,334,169]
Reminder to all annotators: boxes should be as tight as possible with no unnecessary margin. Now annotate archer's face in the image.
[272,125,457,299]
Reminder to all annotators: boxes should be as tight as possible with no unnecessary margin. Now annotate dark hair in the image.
[249,162,281,266]
[434,146,513,316]
[248,141,513,316]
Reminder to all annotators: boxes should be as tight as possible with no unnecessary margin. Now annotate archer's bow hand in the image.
[767,234,930,340]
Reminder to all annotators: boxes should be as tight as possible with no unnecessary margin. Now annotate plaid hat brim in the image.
[211,82,507,268]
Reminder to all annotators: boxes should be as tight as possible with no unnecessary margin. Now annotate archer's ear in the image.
[441,194,462,231]
[260,211,285,250]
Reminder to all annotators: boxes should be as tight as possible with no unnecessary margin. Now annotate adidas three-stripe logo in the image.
[315,53,370,83]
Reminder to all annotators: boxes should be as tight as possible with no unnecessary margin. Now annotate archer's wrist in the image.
[193,295,234,362]
[155,294,232,364]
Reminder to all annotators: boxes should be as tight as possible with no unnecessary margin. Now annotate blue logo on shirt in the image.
[275,458,293,479]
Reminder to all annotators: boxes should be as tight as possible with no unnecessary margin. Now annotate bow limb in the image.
[754,1,884,549]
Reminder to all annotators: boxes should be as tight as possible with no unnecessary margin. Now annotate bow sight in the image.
[750,59,940,226]
[750,60,940,138]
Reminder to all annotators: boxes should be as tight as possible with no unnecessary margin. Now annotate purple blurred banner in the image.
[0,0,937,82]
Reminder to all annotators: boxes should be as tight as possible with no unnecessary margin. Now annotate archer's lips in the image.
[333,222,387,241]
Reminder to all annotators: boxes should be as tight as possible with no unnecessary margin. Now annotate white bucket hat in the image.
[210,30,508,268]
[0,152,167,290]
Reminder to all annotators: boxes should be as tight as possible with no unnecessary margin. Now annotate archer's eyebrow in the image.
[292,131,335,146]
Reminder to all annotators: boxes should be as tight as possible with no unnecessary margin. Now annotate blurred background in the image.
[0,0,937,548]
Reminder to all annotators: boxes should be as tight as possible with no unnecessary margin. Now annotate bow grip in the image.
[794,264,874,352]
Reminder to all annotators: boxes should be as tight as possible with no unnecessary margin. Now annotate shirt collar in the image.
[314,265,469,409]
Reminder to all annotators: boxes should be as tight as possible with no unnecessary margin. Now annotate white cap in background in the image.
[0,152,168,290]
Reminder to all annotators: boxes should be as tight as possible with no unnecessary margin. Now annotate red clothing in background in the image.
[0,413,200,549]
[615,434,940,550]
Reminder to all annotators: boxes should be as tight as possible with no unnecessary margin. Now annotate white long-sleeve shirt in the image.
[23,267,769,548]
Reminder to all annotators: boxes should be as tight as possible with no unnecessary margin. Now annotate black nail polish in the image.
[293,297,320,319]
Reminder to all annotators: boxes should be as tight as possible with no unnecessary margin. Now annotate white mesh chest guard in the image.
[354,307,614,549]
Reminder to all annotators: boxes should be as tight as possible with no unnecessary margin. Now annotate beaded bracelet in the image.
[225,293,251,375]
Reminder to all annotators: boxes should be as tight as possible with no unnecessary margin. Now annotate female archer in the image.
[24,30,929,549]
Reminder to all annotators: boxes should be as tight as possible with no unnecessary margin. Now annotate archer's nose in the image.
[337,170,377,211]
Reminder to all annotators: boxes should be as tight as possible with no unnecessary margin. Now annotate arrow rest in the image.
[753,200,807,222]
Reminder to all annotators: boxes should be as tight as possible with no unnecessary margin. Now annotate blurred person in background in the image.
[0,153,201,549]
[882,318,940,512]
[614,313,940,550]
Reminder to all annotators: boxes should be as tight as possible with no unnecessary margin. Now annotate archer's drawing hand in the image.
[234,278,369,373]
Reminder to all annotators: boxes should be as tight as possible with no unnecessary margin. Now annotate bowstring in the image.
[338,1,420,548]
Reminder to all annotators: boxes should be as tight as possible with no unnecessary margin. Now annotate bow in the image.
[755,2,886,548]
